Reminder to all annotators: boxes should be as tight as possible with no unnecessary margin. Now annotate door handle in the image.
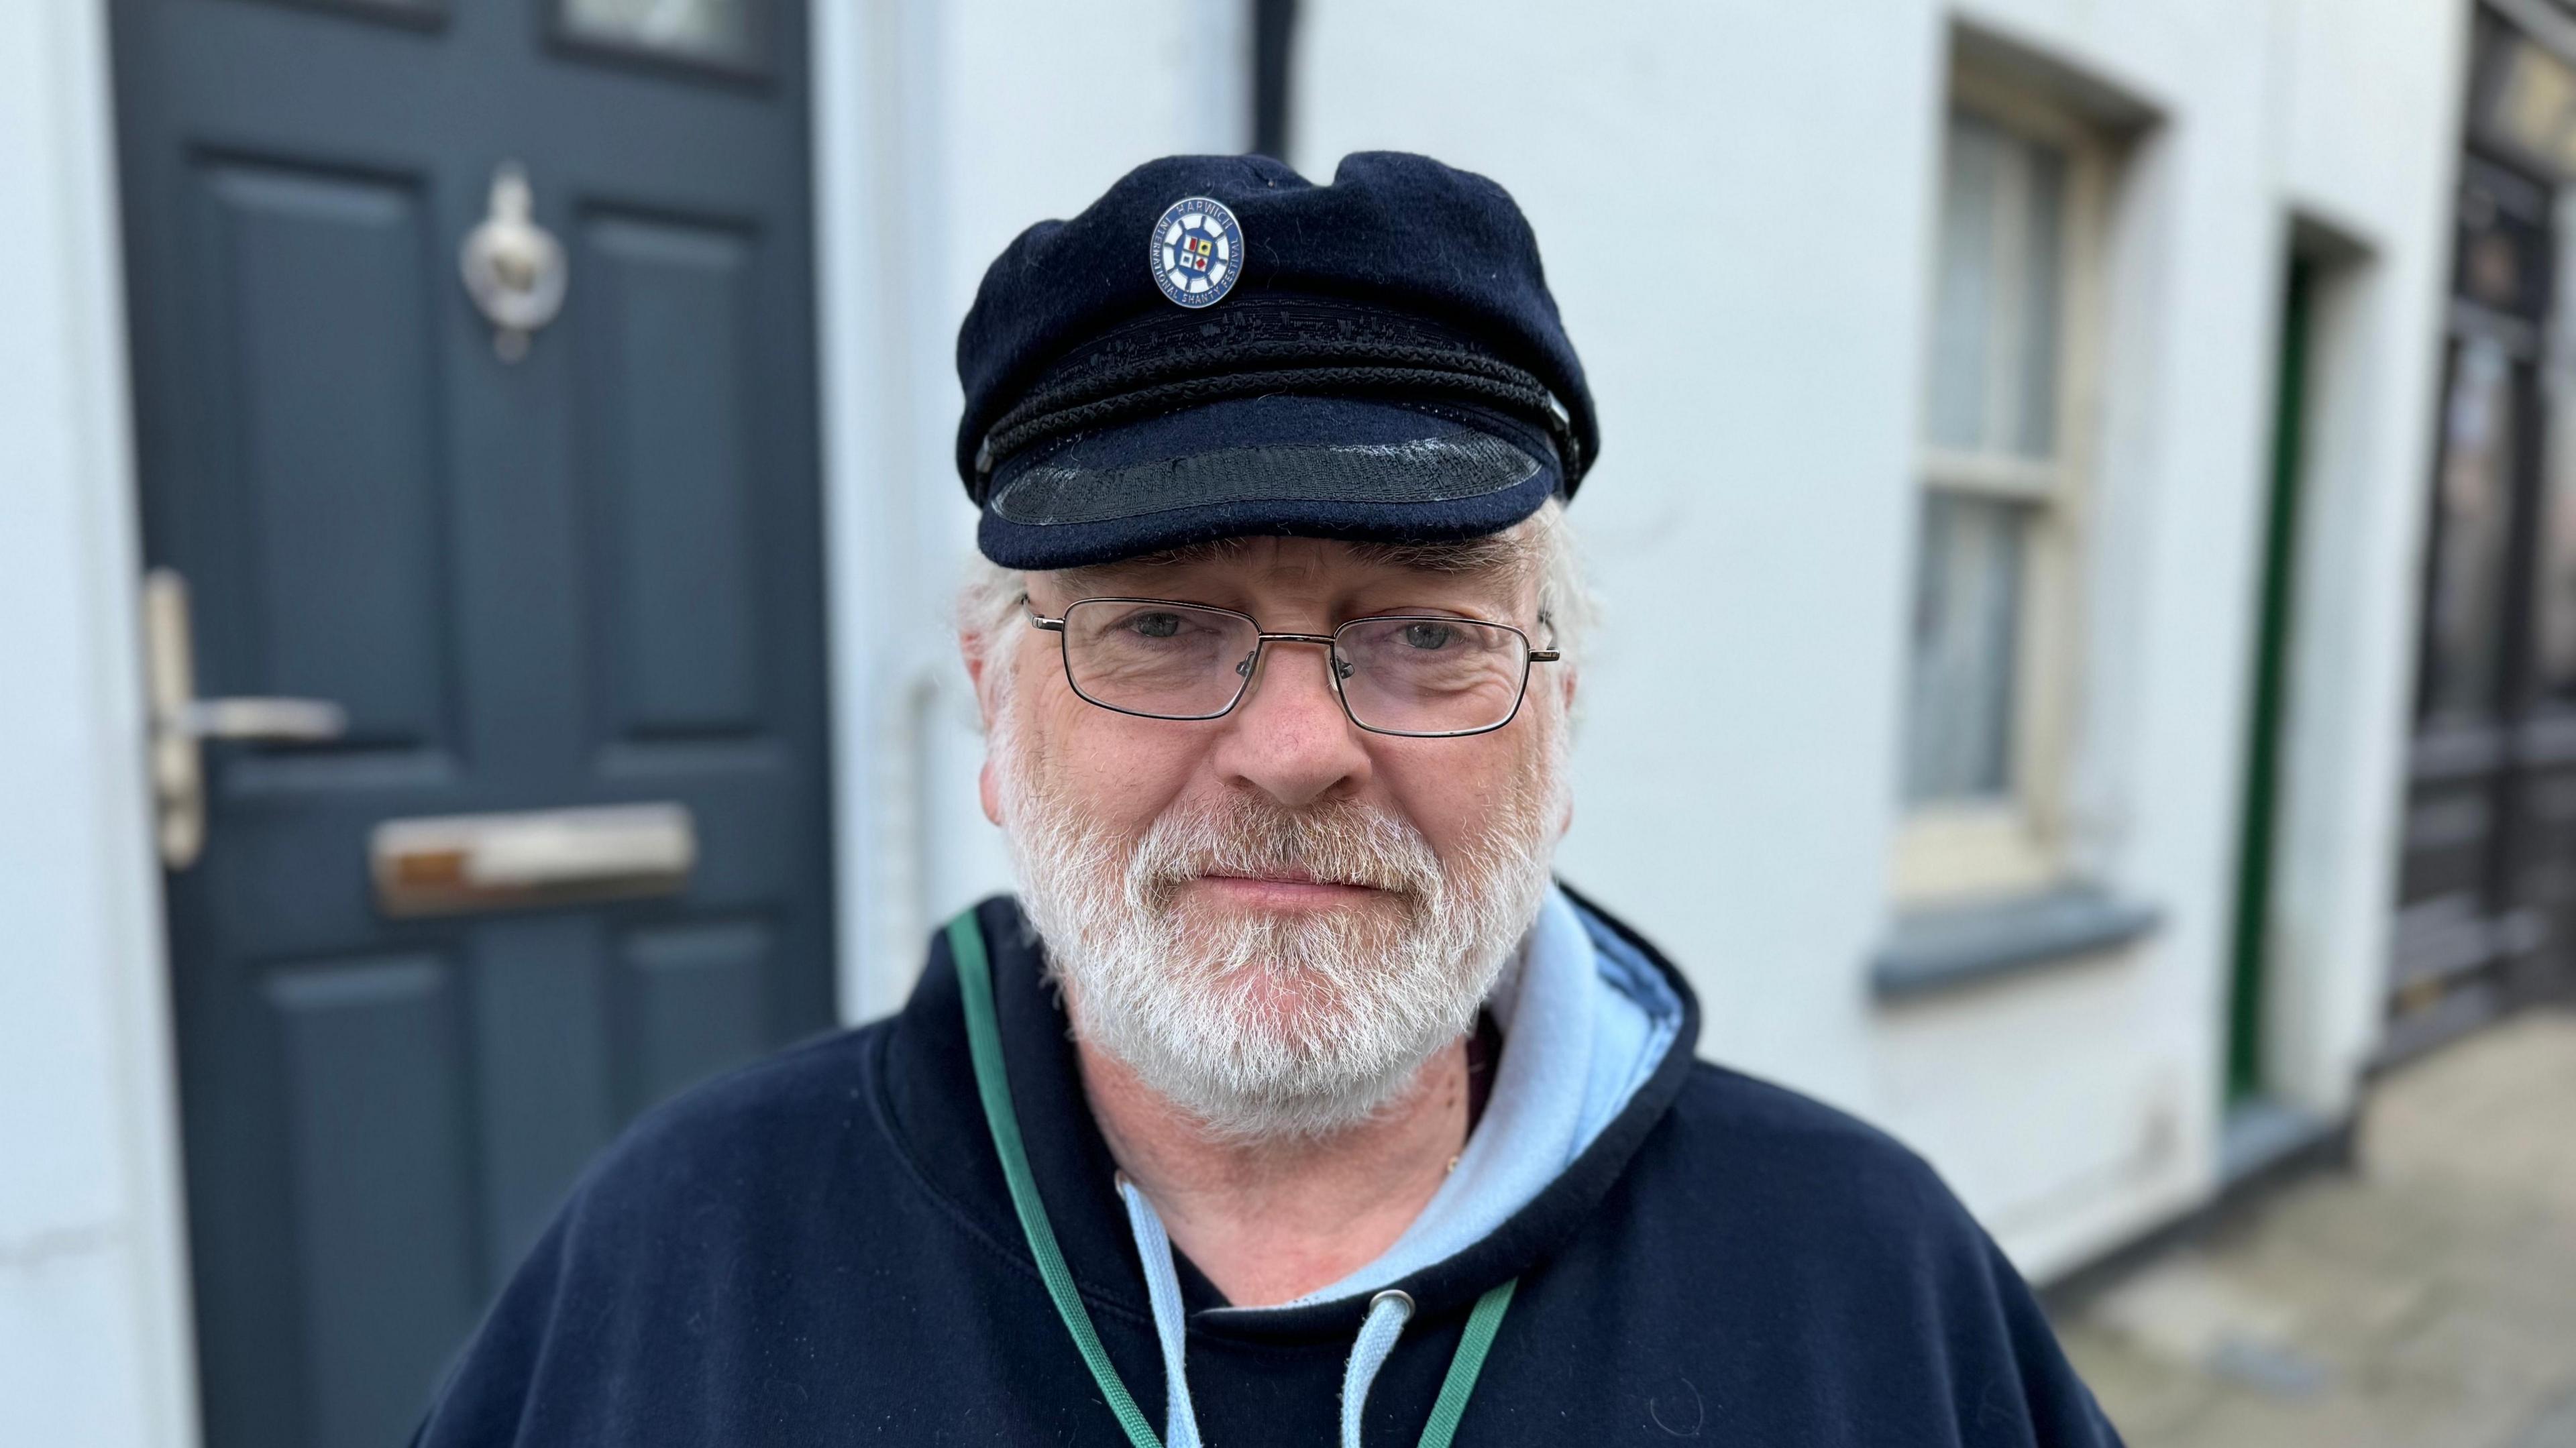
[143,569,349,869]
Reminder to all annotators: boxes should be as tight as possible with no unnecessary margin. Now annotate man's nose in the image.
[1211,638,1373,807]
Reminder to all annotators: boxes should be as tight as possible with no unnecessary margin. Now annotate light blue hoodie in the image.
[1116,883,1685,1448]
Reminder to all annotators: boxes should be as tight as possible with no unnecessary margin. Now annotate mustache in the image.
[1124,795,1446,899]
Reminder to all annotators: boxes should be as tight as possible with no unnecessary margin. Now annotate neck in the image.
[1075,1032,1469,1308]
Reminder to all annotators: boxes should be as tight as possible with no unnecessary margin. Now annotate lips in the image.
[1195,869,1383,889]
[1177,873,1402,913]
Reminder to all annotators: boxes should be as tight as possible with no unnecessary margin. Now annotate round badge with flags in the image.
[1149,196,1243,309]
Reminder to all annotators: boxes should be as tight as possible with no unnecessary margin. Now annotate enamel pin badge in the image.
[1150,196,1243,309]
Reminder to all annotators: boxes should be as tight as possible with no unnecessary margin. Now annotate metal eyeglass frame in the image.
[1022,595,1562,739]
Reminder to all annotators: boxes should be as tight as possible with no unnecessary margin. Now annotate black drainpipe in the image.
[1250,0,1299,160]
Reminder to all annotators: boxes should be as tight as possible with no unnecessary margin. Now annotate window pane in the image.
[2539,201,2576,702]
[2425,337,2519,718]
[2536,369,2576,702]
[1903,491,2029,803]
[561,0,762,68]
[1925,110,2071,459]
[2014,144,2065,458]
[1927,115,2004,451]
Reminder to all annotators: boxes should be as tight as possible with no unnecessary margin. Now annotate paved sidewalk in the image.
[2057,1007,2576,1448]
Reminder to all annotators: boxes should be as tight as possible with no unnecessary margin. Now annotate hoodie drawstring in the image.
[1118,1178,1417,1448]
[1342,1290,1417,1448]
[1117,1177,1205,1448]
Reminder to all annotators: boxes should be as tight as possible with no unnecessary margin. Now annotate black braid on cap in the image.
[971,339,1578,502]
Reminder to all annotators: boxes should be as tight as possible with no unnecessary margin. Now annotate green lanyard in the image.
[947,910,1515,1448]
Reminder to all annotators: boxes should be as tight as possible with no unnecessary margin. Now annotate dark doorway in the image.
[108,3,837,1445]
[2390,7,2576,1062]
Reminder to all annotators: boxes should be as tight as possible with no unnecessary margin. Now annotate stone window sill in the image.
[1872,883,2162,1002]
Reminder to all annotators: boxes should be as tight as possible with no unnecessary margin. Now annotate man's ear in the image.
[961,634,994,726]
[962,635,1006,827]
[1554,663,1578,838]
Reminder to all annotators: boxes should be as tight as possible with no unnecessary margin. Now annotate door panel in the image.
[268,956,482,1448]
[195,158,458,748]
[578,211,768,740]
[110,3,835,1445]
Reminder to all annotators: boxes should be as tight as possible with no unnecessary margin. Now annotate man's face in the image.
[973,528,1574,1139]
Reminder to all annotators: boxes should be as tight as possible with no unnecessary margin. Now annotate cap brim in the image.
[977,394,1560,569]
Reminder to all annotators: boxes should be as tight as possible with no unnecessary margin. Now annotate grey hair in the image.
[953,497,1598,702]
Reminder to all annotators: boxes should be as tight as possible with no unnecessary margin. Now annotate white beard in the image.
[993,700,1562,1141]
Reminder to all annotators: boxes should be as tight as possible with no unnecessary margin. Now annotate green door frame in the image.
[2227,253,2315,1103]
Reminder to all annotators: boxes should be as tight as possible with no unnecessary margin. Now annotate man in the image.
[417,152,2121,1446]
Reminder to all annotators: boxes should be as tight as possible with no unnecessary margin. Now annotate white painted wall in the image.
[0,4,200,1445]
[814,0,1246,1020]
[1294,0,2464,1277]
[2265,0,2465,1125]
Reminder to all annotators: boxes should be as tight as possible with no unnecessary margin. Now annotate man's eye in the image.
[1399,622,1456,651]
[1125,612,1186,639]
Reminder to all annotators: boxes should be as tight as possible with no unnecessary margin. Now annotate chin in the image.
[1204,963,1357,1042]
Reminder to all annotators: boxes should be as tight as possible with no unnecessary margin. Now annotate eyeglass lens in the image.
[1057,600,1532,735]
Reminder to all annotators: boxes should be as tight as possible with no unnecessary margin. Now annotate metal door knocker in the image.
[459,161,568,362]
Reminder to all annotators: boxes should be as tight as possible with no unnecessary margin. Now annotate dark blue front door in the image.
[109,3,837,1445]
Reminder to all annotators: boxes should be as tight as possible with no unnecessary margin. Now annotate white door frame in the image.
[810,0,985,1022]
[0,3,200,1444]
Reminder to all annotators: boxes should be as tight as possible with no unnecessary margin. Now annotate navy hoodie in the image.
[415,890,2124,1445]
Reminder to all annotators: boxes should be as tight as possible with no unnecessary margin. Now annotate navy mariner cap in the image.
[955,151,1598,569]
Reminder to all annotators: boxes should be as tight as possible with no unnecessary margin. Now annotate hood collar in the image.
[869,885,1699,1345]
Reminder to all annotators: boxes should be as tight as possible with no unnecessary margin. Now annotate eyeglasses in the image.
[1024,596,1562,738]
